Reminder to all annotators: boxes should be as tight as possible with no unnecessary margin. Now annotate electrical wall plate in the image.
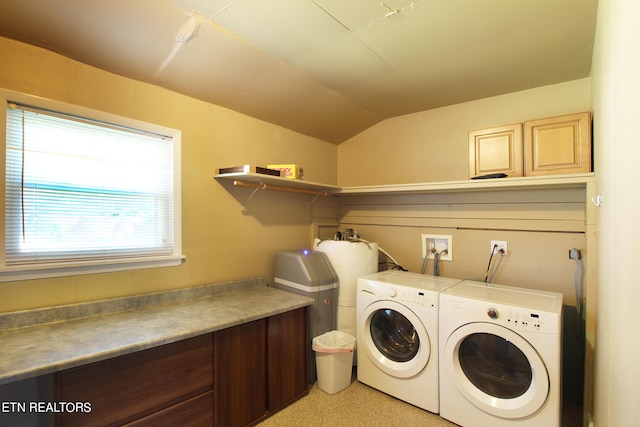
[421,234,453,261]
[490,240,508,256]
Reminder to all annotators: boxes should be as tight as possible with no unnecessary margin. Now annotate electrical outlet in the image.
[490,240,508,256]
[422,234,453,261]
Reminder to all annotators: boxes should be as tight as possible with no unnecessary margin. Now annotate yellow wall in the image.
[0,37,337,312]
[337,78,591,186]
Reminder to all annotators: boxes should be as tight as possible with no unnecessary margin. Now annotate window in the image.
[1,90,183,281]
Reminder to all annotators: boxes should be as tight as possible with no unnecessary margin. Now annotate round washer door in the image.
[443,322,549,419]
[358,300,430,378]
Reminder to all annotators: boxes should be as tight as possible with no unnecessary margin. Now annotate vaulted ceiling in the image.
[0,0,598,144]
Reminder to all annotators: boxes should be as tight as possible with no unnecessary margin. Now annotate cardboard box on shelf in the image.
[267,164,303,180]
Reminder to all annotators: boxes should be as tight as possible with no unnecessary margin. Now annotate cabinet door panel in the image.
[469,124,523,178]
[214,319,267,427]
[56,334,213,427]
[267,307,308,412]
[524,112,591,176]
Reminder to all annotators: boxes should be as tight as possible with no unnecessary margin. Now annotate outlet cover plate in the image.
[422,234,453,261]
[490,240,508,256]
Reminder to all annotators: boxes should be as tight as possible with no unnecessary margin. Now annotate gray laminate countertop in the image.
[0,277,312,385]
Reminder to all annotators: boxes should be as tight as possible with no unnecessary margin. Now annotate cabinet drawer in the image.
[123,390,213,427]
[56,334,213,427]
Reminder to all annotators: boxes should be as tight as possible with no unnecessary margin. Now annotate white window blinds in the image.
[5,102,176,266]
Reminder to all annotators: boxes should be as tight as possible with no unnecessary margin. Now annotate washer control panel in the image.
[397,287,437,308]
[442,297,561,333]
[439,281,563,334]
[359,279,441,309]
[484,304,555,332]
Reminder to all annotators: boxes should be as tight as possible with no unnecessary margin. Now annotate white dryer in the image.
[439,280,563,427]
[357,270,461,413]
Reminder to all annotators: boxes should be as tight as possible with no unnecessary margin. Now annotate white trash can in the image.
[312,330,356,394]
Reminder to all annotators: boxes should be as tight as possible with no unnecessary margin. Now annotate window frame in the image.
[0,89,184,282]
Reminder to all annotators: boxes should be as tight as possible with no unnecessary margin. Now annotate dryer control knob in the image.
[388,288,397,297]
[487,308,499,319]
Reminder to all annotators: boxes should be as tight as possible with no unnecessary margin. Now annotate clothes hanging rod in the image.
[233,180,333,197]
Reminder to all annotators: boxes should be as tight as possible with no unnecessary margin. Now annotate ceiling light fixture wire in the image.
[380,2,399,17]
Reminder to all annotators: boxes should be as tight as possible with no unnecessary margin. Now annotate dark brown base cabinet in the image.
[214,308,309,426]
[55,307,308,427]
[214,319,266,426]
[267,307,308,413]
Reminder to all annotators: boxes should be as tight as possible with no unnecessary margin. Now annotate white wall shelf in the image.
[337,173,595,195]
[215,171,595,197]
[214,171,341,197]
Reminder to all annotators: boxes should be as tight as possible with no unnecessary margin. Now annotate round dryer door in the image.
[358,300,430,378]
[443,322,550,419]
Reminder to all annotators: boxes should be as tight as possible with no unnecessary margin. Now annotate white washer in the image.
[439,280,563,427]
[356,270,461,413]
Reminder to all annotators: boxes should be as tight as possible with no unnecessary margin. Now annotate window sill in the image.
[0,255,186,282]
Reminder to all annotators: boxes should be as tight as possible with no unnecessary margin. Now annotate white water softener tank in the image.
[274,249,339,383]
[313,238,378,359]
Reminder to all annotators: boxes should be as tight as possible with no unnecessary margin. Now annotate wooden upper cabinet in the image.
[523,112,592,176]
[468,123,523,178]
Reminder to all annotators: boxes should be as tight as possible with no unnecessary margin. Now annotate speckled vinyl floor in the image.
[258,369,583,427]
